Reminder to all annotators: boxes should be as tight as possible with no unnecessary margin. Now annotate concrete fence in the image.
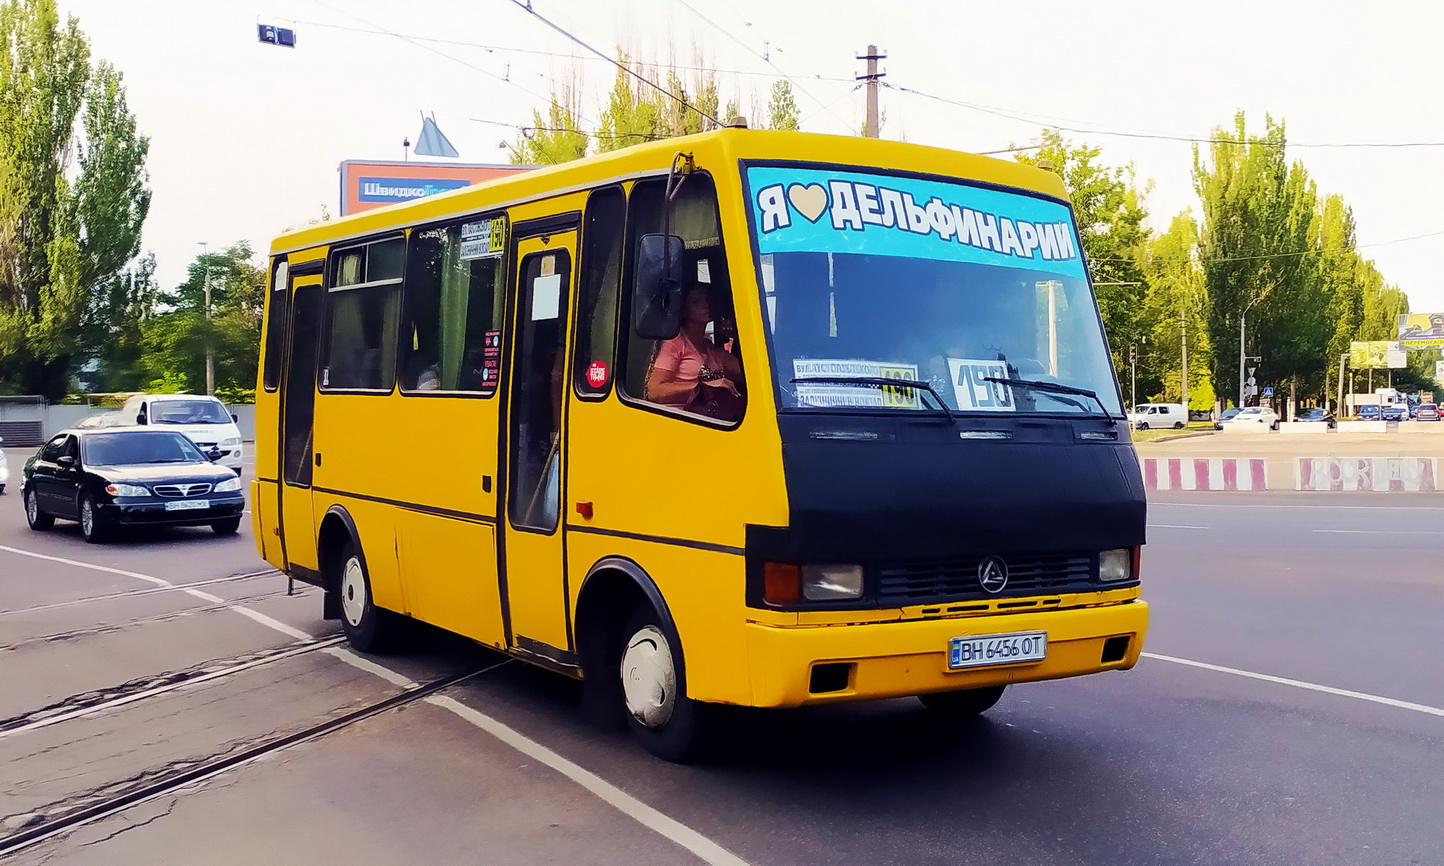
[1142,457,1268,491]
[1296,457,1437,492]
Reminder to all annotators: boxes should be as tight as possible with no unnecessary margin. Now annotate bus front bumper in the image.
[743,600,1148,709]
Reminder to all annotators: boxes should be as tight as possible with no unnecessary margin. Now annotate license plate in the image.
[948,630,1047,670]
[165,499,210,512]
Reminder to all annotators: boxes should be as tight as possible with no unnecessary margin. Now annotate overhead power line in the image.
[507,0,723,127]
[886,81,1444,150]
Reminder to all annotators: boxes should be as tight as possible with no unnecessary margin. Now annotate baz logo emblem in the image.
[977,556,1009,593]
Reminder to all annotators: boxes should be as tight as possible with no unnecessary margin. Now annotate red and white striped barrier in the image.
[1296,457,1437,492]
[1142,458,1267,491]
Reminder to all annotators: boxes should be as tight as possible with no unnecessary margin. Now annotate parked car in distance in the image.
[1357,405,1381,420]
[74,413,121,429]
[1214,407,1241,430]
[21,428,245,544]
[1415,403,1441,421]
[0,435,8,495]
[1296,407,1336,428]
[1128,402,1188,430]
[1382,403,1410,422]
[1222,406,1280,430]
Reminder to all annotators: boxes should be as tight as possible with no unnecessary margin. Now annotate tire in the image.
[79,493,110,544]
[1174,421,1185,429]
[918,684,1007,718]
[24,487,54,531]
[1270,421,1279,431]
[619,606,715,762]
[1137,422,1149,431]
[211,517,242,535]
[336,538,402,653]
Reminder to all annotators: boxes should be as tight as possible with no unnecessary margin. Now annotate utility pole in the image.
[1180,310,1188,410]
[1337,353,1347,415]
[1129,343,1138,411]
[856,45,885,138]
[199,242,215,396]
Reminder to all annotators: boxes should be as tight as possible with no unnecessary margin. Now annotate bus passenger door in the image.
[280,277,323,573]
[502,230,577,660]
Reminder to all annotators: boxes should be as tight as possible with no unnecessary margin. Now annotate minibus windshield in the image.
[746,165,1122,417]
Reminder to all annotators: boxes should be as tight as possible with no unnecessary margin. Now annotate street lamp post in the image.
[198,242,214,396]
[1237,295,1266,409]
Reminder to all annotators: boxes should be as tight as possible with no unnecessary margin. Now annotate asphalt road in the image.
[1,448,1441,865]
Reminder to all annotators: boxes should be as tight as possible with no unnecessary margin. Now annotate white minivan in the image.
[118,394,245,476]
[1128,403,1188,430]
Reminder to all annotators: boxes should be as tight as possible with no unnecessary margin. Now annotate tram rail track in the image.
[0,568,284,618]
[0,662,503,857]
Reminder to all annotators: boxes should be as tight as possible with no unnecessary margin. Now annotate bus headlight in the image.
[1099,548,1135,582]
[802,564,864,600]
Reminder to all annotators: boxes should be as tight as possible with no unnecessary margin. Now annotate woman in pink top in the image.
[645,284,744,420]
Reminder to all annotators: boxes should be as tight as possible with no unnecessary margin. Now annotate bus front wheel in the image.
[918,684,1007,718]
[336,539,403,653]
[618,607,714,762]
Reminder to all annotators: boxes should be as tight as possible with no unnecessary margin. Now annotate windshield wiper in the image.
[982,376,1117,426]
[790,376,956,424]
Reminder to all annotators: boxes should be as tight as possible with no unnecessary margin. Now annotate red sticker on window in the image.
[585,360,609,388]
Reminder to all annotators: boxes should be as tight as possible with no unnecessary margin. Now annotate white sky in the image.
[56,0,1444,312]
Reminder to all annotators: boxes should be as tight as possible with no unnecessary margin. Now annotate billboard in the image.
[1397,313,1444,349]
[1350,340,1407,369]
[339,160,533,216]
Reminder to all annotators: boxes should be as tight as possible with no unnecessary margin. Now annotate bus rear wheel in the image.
[618,606,714,762]
[918,684,1007,718]
[336,539,403,653]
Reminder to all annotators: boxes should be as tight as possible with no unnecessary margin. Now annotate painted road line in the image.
[1312,529,1444,535]
[1143,652,1444,719]
[1147,524,1208,529]
[0,569,283,617]
[1153,501,1444,511]
[0,543,748,863]
[429,695,750,866]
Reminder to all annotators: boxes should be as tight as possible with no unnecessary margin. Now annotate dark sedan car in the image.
[1214,407,1241,430]
[1296,407,1336,428]
[21,429,245,543]
[1382,404,1410,422]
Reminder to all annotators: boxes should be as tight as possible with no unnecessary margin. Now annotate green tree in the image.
[1193,114,1319,409]
[1014,130,1150,374]
[140,244,264,394]
[767,80,800,131]
[595,53,663,153]
[510,83,587,166]
[1140,212,1211,408]
[0,0,150,399]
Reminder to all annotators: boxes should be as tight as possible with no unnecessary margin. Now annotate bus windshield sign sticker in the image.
[793,359,919,409]
[748,166,1085,281]
[948,358,1015,412]
[460,217,507,261]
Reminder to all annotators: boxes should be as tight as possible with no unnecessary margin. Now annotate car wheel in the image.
[918,684,1008,718]
[619,605,716,763]
[211,517,242,535]
[1137,422,1149,431]
[337,538,403,653]
[25,488,54,531]
[1270,421,1279,431]
[80,493,110,544]
[1174,421,1185,429]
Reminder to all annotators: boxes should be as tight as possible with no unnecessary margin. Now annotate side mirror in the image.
[231,413,238,423]
[57,455,76,468]
[632,233,685,341]
[136,412,147,425]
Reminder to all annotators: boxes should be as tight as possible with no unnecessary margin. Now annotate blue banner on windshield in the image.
[748,166,1086,281]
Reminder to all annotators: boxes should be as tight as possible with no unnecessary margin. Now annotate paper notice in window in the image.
[947,358,1015,411]
[531,273,562,321]
[792,359,919,408]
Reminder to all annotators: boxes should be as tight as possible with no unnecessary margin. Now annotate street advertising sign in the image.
[1398,313,1444,349]
[338,160,534,216]
[1350,340,1407,369]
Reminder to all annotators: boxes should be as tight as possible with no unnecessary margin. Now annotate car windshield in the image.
[84,432,206,466]
[746,165,1121,417]
[150,400,230,424]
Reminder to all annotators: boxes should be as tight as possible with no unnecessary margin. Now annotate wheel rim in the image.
[26,491,38,524]
[81,500,93,535]
[341,556,366,627]
[621,625,677,728]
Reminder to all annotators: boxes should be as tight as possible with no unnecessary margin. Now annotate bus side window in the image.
[573,186,626,397]
[323,238,403,392]
[400,219,505,394]
[620,174,746,425]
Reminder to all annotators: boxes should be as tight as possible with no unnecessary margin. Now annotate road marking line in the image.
[0,570,283,617]
[428,695,750,866]
[0,544,751,862]
[1147,523,1208,529]
[1312,529,1444,535]
[1153,501,1444,511]
[0,637,347,738]
[1143,652,1444,718]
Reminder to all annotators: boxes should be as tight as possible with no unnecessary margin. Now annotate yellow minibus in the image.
[253,129,1149,760]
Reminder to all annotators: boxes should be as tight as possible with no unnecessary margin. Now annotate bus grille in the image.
[876,555,1096,605]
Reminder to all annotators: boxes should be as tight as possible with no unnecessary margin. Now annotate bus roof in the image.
[270,128,1070,256]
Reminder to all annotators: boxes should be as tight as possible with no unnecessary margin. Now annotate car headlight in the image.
[213,477,242,493]
[220,437,241,448]
[105,483,149,497]
[801,564,865,600]
[1099,548,1136,582]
